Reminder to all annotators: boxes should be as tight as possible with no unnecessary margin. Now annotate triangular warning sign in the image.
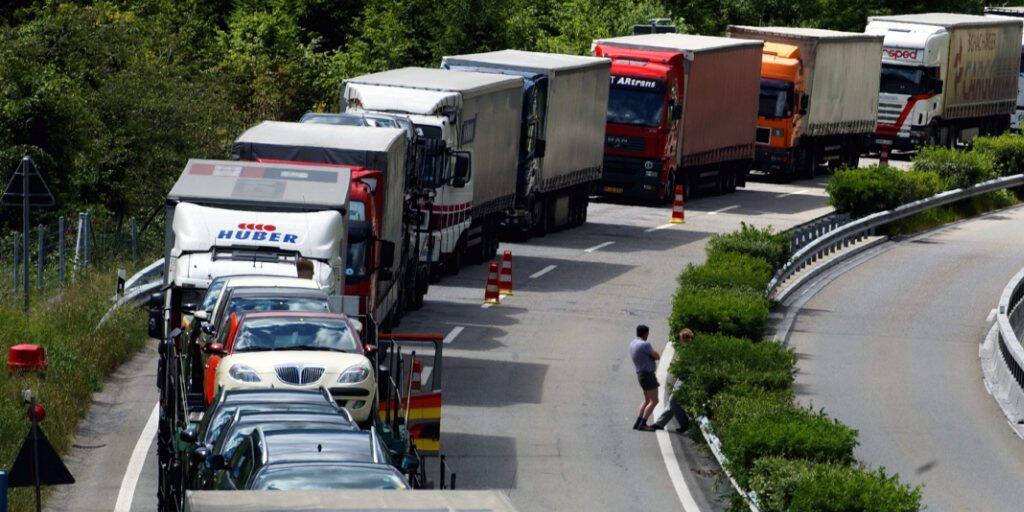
[2,156,55,207]
[8,423,75,487]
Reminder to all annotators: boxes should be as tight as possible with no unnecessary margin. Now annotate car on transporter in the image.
[203,311,377,423]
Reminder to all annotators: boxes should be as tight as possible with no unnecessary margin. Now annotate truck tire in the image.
[797,148,817,180]
[445,239,463,276]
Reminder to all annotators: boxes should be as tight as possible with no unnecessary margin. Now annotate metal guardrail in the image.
[786,212,852,253]
[768,174,1024,299]
[96,258,164,329]
[995,267,1024,411]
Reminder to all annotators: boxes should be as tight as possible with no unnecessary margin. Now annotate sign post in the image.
[2,157,56,313]
[875,138,894,167]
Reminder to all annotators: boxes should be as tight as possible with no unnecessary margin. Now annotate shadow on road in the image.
[520,222,712,253]
[442,356,549,407]
[440,432,518,490]
[722,189,830,217]
[512,255,634,292]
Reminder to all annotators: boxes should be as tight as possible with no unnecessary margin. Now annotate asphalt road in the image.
[45,177,832,512]
[785,206,1024,511]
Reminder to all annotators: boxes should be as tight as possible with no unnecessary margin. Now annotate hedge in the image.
[750,457,922,512]
[669,285,769,340]
[974,133,1024,177]
[677,251,774,294]
[912,145,996,189]
[670,333,794,414]
[712,393,859,485]
[705,223,791,271]
[826,165,942,217]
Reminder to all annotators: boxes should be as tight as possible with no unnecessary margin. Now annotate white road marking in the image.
[646,223,675,233]
[114,402,159,512]
[530,265,557,279]
[777,188,808,198]
[584,241,615,253]
[707,205,739,216]
[654,342,702,512]
[988,308,998,323]
[443,326,465,344]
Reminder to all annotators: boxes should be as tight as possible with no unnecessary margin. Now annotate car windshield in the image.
[233,317,358,353]
[200,279,229,311]
[880,64,939,95]
[607,87,665,127]
[253,465,408,491]
[225,296,329,319]
[759,78,794,119]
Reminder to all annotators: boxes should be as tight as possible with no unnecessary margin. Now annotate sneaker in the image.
[637,424,656,432]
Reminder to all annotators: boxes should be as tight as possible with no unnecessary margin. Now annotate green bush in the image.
[677,252,774,294]
[973,133,1024,177]
[712,393,859,484]
[669,285,769,340]
[670,334,794,412]
[826,165,943,217]
[750,457,922,512]
[705,223,791,271]
[913,145,996,189]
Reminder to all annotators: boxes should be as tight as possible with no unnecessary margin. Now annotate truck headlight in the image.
[338,364,371,383]
[229,364,262,383]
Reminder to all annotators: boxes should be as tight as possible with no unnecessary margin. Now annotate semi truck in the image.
[984,6,1024,130]
[342,67,522,276]
[727,26,883,178]
[150,159,354,511]
[591,33,762,201]
[232,121,433,327]
[866,13,1022,148]
[441,50,610,236]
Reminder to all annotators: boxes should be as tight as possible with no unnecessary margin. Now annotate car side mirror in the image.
[534,139,547,159]
[193,310,209,322]
[182,302,198,314]
[191,445,209,462]
[201,323,216,336]
[181,428,198,443]
[203,343,226,356]
[206,454,227,470]
[450,153,471,188]
[670,103,682,121]
[400,453,420,474]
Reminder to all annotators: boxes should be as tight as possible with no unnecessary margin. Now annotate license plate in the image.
[604,186,623,194]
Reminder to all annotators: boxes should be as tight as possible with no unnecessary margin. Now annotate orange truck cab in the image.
[756,43,806,174]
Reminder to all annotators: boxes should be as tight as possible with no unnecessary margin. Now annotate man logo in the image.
[217,223,298,244]
[644,161,654,170]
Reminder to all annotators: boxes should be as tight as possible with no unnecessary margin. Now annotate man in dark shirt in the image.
[629,324,660,431]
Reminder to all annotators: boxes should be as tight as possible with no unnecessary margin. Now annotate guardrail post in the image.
[84,211,92,268]
[130,217,139,262]
[37,224,44,289]
[74,212,86,276]
[58,216,65,285]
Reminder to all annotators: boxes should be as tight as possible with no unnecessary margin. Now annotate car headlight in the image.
[338,364,371,383]
[229,364,262,383]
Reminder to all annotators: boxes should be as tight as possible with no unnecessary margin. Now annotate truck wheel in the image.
[445,241,463,276]
[660,174,676,206]
[797,148,816,180]
[727,169,738,193]
[532,200,547,237]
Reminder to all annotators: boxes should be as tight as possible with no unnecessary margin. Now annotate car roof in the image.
[224,276,320,289]
[226,287,328,299]
[238,311,351,321]
[219,388,335,405]
[263,429,376,463]
[233,412,356,428]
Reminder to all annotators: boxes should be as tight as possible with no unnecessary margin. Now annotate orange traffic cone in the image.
[483,262,501,305]
[498,250,513,296]
[670,185,685,224]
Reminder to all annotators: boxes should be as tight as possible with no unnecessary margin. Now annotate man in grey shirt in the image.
[629,324,660,431]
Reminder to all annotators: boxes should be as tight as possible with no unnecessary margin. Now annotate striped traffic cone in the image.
[670,185,685,224]
[498,250,513,296]
[483,262,501,305]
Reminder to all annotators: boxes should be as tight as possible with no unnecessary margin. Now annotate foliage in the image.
[669,285,769,340]
[677,251,773,294]
[712,393,859,485]
[0,267,146,511]
[973,133,1024,177]
[826,165,943,217]
[913,145,996,189]
[750,457,922,512]
[705,223,791,271]
[670,333,794,413]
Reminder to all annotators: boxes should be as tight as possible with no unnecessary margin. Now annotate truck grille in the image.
[275,365,325,385]
[877,100,904,125]
[755,127,771,144]
[604,135,645,152]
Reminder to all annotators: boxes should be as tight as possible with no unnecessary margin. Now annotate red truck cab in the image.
[594,44,684,203]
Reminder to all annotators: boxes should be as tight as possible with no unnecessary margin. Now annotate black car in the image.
[192,409,358,489]
[212,427,411,491]
[202,286,333,342]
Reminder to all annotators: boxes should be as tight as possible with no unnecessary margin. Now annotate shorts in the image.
[637,371,659,391]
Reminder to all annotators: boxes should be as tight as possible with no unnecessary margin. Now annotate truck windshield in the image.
[880,64,939,95]
[234,317,358,353]
[607,88,665,127]
[759,78,794,119]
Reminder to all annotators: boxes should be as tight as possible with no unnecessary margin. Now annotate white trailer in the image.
[343,67,522,276]
[985,7,1024,130]
[441,50,610,236]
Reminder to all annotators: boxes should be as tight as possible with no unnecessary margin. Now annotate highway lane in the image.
[45,178,831,512]
[786,206,1024,511]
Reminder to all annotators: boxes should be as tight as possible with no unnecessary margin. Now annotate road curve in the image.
[787,206,1024,511]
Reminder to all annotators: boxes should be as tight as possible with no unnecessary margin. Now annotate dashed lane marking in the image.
[584,241,615,253]
[777,188,809,198]
[114,402,159,512]
[646,223,675,233]
[530,265,557,279]
[707,205,739,215]
[443,326,465,344]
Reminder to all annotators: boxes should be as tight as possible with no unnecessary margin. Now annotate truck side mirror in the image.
[148,308,164,340]
[380,240,396,269]
[450,153,471,188]
[929,77,943,94]
[534,139,547,159]
[799,93,809,116]
[148,292,163,309]
[670,103,682,121]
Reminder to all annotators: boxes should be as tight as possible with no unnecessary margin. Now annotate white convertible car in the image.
[204,311,376,423]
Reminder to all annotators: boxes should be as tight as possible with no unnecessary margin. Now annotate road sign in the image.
[2,157,54,207]
[8,423,74,488]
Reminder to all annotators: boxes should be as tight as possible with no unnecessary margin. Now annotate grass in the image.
[883,189,1020,236]
[0,266,146,511]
